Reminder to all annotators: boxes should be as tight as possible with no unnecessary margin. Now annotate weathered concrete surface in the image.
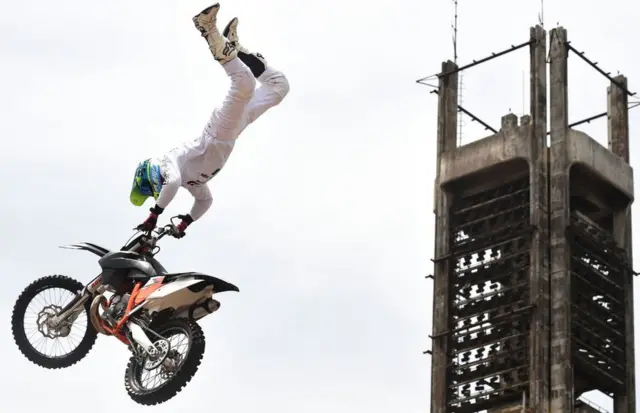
[609,75,630,163]
[526,24,550,413]
[567,129,634,199]
[430,59,457,413]
[548,26,573,413]
[608,74,636,413]
[438,115,531,185]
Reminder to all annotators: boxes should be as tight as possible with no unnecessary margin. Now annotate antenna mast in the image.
[452,0,465,145]
[452,0,459,63]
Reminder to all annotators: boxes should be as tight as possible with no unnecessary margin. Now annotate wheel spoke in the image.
[21,287,89,359]
[124,318,206,405]
[133,327,193,391]
[12,276,98,370]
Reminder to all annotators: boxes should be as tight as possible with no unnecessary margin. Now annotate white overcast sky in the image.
[1,0,640,412]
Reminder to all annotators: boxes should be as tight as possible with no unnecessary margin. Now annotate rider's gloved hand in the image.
[173,214,194,238]
[137,205,164,231]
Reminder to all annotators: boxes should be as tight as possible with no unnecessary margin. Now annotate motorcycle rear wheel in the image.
[11,275,98,369]
[124,317,206,405]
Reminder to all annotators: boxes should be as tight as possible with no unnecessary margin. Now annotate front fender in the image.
[59,242,111,257]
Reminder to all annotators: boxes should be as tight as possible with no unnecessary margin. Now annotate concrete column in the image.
[528,24,550,413]
[430,60,458,413]
[608,75,636,413]
[608,75,630,162]
[548,26,573,413]
[436,60,459,155]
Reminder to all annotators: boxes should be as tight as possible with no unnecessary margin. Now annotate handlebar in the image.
[124,215,183,255]
[152,215,182,241]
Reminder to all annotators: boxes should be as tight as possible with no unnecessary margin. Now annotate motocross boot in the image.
[192,4,237,64]
[223,17,266,77]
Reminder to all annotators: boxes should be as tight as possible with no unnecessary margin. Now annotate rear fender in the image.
[146,278,204,300]
[139,277,213,314]
[164,272,240,293]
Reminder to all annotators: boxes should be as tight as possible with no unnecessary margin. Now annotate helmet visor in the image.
[129,159,157,206]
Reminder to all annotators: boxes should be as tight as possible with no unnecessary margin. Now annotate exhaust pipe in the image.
[189,298,221,321]
[90,295,111,336]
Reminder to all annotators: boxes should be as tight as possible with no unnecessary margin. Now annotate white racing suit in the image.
[154,57,290,221]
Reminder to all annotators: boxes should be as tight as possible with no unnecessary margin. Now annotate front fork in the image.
[50,274,104,328]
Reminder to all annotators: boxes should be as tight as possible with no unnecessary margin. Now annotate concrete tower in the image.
[428,25,635,413]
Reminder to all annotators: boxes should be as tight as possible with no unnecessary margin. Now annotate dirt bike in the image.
[10,216,239,406]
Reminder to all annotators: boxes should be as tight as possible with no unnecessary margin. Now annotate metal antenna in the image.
[538,0,544,27]
[452,0,466,145]
[452,0,459,64]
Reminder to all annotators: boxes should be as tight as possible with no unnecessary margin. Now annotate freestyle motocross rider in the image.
[129,3,290,237]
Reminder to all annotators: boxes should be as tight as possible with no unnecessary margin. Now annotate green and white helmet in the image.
[130,158,163,206]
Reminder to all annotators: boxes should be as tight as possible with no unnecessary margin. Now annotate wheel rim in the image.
[131,326,193,393]
[21,287,89,359]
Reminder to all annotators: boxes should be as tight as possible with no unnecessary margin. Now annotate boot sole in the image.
[199,3,220,16]
[223,17,237,38]
[192,3,220,26]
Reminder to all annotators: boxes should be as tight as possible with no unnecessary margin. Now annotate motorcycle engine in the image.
[103,293,130,323]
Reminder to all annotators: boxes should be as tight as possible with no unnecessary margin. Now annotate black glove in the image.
[172,214,194,238]
[137,205,164,231]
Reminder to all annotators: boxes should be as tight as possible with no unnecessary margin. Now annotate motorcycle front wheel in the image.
[124,317,206,406]
[11,275,98,369]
